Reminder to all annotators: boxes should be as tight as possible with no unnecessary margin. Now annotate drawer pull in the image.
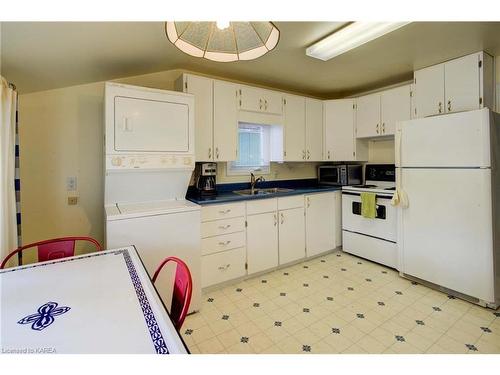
[218,264,231,271]
[219,240,232,246]
[218,209,231,214]
[218,224,231,230]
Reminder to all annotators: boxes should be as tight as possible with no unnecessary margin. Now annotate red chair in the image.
[152,256,192,331]
[0,236,102,269]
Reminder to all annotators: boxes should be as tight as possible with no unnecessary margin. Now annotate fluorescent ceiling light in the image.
[306,22,410,61]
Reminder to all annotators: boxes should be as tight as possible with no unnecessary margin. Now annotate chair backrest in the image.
[152,256,192,331]
[1,236,102,269]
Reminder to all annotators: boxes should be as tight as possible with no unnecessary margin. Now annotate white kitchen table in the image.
[0,246,188,354]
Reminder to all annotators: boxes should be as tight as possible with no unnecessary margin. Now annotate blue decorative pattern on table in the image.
[18,302,71,331]
[117,249,169,354]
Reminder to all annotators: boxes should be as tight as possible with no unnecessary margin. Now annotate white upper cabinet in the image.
[239,85,283,115]
[213,80,239,161]
[380,85,412,135]
[414,64,445,118]
[305,98,324,161]
[180,74,214,161]
[356,85,411,138]
[414,51,493,118]
[324,99,368,162]
[283,95,306,161]
[356,93,381,138]
[444,53,481,113]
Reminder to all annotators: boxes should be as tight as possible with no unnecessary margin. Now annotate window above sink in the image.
[227,122,271,175]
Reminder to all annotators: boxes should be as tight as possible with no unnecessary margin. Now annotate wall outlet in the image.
[67,196,78,205]
[66,176,77,191]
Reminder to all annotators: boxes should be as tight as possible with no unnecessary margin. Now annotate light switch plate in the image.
[67,176,77,191]
[68,196,78,205]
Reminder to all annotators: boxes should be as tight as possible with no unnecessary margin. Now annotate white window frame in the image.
[226,122,271,176]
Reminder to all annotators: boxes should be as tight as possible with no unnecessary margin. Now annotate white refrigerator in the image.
[395,108,500,308]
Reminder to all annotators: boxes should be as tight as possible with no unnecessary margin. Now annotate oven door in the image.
[341,192,397,242]
[318,166,341,185]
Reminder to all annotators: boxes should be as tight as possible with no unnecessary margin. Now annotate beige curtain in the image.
[0,76,18,259]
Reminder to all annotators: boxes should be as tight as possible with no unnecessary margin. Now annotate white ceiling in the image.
[2,21,500,97]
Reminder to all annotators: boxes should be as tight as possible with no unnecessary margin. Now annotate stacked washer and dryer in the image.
[104,82,201,313]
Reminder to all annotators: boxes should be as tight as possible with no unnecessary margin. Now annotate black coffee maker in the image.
[196,163,217,197]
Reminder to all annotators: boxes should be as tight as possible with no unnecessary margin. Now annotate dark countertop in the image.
[186,179,342,205]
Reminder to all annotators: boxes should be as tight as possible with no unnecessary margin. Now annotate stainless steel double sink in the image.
[233,187,294,196]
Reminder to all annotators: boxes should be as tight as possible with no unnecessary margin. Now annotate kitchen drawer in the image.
[201,247,246,288]
[202,231,246,256]
[278,195,304,210]
[201,216,245,238]
[246,198,277,215]
[201,202,245,222]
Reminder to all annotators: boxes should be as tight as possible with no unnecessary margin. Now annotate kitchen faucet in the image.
[250,172,265,193]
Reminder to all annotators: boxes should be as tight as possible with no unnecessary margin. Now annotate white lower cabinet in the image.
[305,192,340,257]
[201,247,246,288]
[200,191,341,287]
[200,203,246,288]
[278,207,305,265]
[246,211,279,274]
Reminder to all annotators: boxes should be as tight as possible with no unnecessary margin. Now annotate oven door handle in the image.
[341,191,393,200]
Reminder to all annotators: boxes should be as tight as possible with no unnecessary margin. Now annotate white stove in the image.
[341,164,398,269]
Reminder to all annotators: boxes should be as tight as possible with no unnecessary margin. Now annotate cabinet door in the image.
[185,75,214,161]
[414,64,445,118]
[278,208,305,265]
[263,90,283,115]
[305,98,323,161]
[246,212,279,274]
[356,93,381,138]
[283,95,306,161]
[324,99,356,161]
[305,193,336,257]
[444,53,481,113]
[213,80,238,161]
[239,85,265,113]
[381,85,411,136]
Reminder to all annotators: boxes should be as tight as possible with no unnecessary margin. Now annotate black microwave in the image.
[318,165,362,186]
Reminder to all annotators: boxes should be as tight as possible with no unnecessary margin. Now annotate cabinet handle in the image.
[216,147,220,159]
[438,102,442,114]
[218,240,232,246]
[218,209,231,214]
[259,98,263,110]
[280,212,284,225]
[273,214,277,226]
[218,264,231,271]
[302,150,306,160]
[307,150,310,160]
[447,100,452,112]
[218,224,231,230]
[265,99,268,111]
[376,124,379,134]
[327,150,331,160]
[208,147,212,159]
[307,197,310,208]
[382,123,385,133]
